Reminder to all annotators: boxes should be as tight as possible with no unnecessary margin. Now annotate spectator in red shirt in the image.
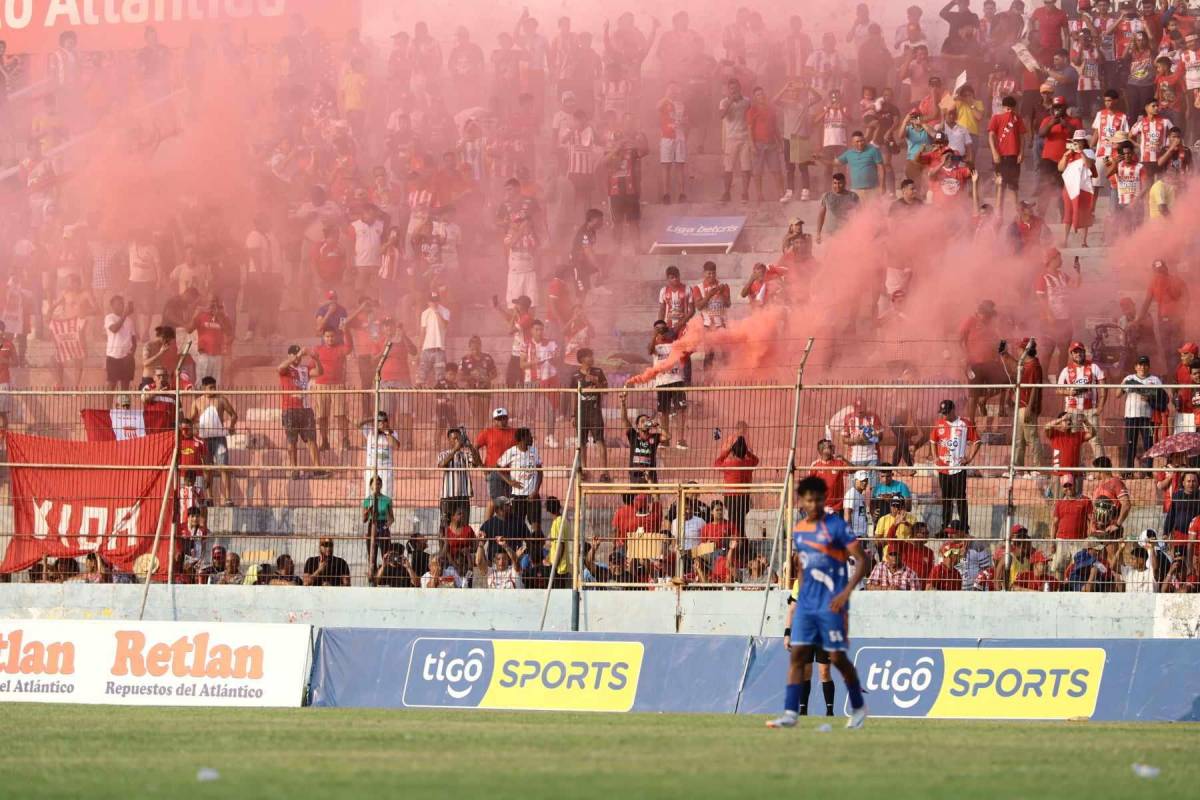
[1137,259,1189,370]
[1013,550,1059,590]
[1029,0,1068,63]
[714,423,760,535]
[177,417,209,493]
[1153,56,1185,118]
[187,294,232,386]
[959,299,1006,425]
[699,501,734,549]
[925,541,964,590]
[475,408,520,518]
[277,345,324,478]
[746,86,786,202]
[1036,97,1080,212]
[808,438,850,513]
[610,493,664,554]
[987,94,1026,219]
[1052,475,1092,573]
[312,328,352,452]
[1044,411,1095,495]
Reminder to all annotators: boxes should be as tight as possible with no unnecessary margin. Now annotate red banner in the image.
[1,0,361,56]
[1,431,173,576]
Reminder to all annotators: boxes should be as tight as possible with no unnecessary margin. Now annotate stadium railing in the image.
[0,376,1197,593]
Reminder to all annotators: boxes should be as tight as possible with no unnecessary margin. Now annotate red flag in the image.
[80,405,173,442]
[1,432,174,577]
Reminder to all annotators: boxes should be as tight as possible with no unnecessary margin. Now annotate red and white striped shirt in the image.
[1111,160,1145,205]
[1130,114,1170,163]
[49,318,85,363]
[1058,361,1105,412]
[561,126,598,177]
[1073,46,1103,92]
[1181,48,1200,91]
[1091,109,1128,158]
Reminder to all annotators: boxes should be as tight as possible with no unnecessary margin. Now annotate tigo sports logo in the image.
[853,647,1105,720]
[402,638,644,712]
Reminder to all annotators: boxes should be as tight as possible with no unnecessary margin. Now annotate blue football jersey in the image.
[792,513,857,614]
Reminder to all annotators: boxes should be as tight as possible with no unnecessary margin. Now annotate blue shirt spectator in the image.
[836,133,885,190]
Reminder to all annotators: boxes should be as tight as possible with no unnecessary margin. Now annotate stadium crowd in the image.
[2,1,1200,591]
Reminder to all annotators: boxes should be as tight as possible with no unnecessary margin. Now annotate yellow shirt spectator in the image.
[1147,179,1174,219]
[955,98,985,136]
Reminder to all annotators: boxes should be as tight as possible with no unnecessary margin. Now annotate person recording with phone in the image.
[437,426,481,528]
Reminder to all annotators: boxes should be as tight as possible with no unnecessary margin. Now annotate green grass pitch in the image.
[1,706,1196,799]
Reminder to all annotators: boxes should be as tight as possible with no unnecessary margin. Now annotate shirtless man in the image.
[47,273,96,388]
[189,375,239,506]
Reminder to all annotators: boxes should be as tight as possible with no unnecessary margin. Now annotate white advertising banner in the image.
[0,620,311,707]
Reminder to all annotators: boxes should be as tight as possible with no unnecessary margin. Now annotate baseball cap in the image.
[1071,130,1089,141]
[1110,131,1130,144]
[938,399,955,415]
[494,495,512,508]
[1136,355,1151,365]
[940,541,962,557]
[889,496,905,506]
[853,470,870,482]
[492,407,509,419]
[1138,528,1158,547]
[1179,342,1199,356]
[944,518,966,532]
[1069,340,1086,352]
[1052,95,1067,106]
[1011,524,1028,536]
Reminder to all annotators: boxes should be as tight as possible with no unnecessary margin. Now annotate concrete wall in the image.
[2,584,1197,639]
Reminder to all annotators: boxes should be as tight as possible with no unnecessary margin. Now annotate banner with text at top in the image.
[0,0,361,55]
[0,620,311,706]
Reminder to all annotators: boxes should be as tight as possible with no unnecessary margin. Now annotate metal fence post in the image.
[572,386,585,630]
[758,338,814,636]
[1001,344,1029,591]
[166,342,191,587]
[368,342,393,586]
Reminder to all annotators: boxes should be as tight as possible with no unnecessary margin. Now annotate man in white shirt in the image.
[350,206,385,296]
[103,294,137,390]
[843,470,872,537]
[244,214,282,341]
[418,293,449,386]
[1120,544,1156,593]
[1120,355,1161,471]
[497,427,543,541]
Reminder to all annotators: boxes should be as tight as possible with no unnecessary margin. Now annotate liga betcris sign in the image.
[0,620,311,706]
[0,0,360,55]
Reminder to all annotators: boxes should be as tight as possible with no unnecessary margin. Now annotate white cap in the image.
[853,470,870,483]
[492,407,509,419]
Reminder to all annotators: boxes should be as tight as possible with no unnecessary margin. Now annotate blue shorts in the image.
[791,606,849,652]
